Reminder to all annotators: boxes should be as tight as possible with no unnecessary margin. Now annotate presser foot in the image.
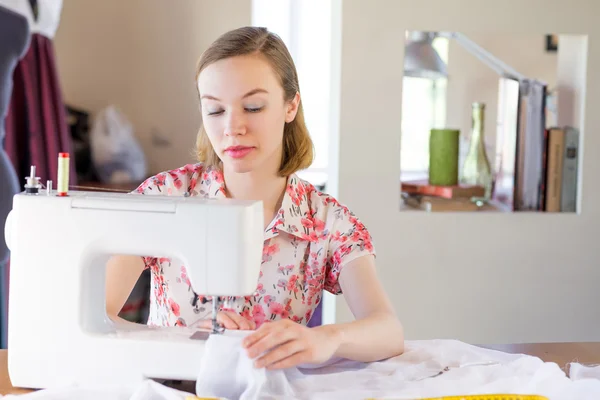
[211,318,225,335]
[210,295,225,334]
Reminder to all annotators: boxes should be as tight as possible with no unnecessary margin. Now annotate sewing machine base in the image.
[8,326,218,390]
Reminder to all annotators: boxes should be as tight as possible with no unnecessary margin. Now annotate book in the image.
[541,126,579,212]
[545,127,565,212]
[514,79,547,211]
[560,126,579,212]
[494,77,521,209]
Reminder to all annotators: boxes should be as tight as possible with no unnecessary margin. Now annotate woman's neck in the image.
[223,167,288,217]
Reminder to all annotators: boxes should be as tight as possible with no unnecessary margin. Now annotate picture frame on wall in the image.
[546,34,558,52]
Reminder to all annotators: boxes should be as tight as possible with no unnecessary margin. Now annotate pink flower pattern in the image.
[134,163,375,328]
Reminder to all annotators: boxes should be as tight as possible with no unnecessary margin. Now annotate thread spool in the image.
[57,152,69,196]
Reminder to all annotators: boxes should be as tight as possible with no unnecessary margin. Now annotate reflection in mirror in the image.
[398,31,581,214]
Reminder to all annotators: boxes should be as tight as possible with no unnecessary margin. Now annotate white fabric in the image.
[194,331,295,399]
[0,0,62,38]
[5,338,600,399]
[1,380,191,400]
[570,362,600,380]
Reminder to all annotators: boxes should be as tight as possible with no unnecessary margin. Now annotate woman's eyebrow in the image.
[242,88,268,98]
[200,88,268,102]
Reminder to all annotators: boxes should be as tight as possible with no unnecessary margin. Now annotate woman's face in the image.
[197,53,299,175]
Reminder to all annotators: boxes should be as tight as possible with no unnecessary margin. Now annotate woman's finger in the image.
[246,325,297,359]
[189,311,255,331]
[219,311,255,330]
[190,319,212,330]
[243,321,275,348]
[218,312,239,330]
[226,312,255,330]
[264,350,310,370]
[254,339,305,369]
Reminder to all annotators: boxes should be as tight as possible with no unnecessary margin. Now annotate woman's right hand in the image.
[192,311,256,331]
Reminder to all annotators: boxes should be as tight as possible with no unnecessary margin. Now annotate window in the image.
[252,1,337,325]
[251,8,449,186]
[400,37,449,181]
[252,0,333,189]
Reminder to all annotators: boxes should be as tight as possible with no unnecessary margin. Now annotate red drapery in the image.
[4,33,76,187]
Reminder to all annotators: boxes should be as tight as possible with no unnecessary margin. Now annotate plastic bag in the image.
[90,105,147,183]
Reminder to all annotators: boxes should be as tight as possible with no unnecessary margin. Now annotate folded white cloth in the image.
[191,337,600,400]
[5,337,600,399]
[195,335,600,400]
[570,362,600,380]
[194,330,295,399]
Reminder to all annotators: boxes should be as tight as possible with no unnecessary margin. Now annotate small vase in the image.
[461,102,493,199]
[429,129,460,186]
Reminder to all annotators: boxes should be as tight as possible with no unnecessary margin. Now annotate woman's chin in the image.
[226,159,256,174]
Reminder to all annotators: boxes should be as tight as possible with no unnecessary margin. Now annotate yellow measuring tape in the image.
[190,394,548,400]
[368,396,548,400]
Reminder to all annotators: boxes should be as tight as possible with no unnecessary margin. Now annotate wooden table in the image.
[481,342,600,371]
[0,351,32,395]
[1,344,600,395]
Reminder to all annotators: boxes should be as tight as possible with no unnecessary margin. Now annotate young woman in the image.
[106,26,404,370]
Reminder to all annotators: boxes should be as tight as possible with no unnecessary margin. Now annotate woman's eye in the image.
[245,106,263,113]
[207,110,224,116]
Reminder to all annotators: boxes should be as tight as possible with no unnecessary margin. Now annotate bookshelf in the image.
[329,0,598,345]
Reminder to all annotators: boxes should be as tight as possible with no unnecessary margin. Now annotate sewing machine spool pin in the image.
[24,166,41,195]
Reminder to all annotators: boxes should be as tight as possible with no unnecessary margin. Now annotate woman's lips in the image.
[224,146,254,159]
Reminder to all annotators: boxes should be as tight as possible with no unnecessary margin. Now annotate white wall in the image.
[334,0,599,344]
[53,0,252,175]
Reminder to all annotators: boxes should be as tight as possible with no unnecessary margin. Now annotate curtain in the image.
[5,33,76,187]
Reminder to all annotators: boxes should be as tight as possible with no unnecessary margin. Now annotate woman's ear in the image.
[285,92,300,123]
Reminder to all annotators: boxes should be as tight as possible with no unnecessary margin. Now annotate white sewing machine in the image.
[3,168,264,390]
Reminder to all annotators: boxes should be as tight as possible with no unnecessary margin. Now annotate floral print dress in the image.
[134,163,375,328]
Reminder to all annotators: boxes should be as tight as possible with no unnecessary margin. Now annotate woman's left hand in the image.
[242,319,341,370]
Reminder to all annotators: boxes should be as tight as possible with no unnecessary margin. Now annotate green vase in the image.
[429,128,460,186]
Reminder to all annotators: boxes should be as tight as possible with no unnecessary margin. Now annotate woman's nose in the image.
[224,110,247,136]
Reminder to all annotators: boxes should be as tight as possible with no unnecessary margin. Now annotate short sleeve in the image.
[131,170,187,196]
[325,205,376,295]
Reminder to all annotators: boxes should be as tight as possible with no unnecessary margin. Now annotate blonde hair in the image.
[194,26,313,177]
